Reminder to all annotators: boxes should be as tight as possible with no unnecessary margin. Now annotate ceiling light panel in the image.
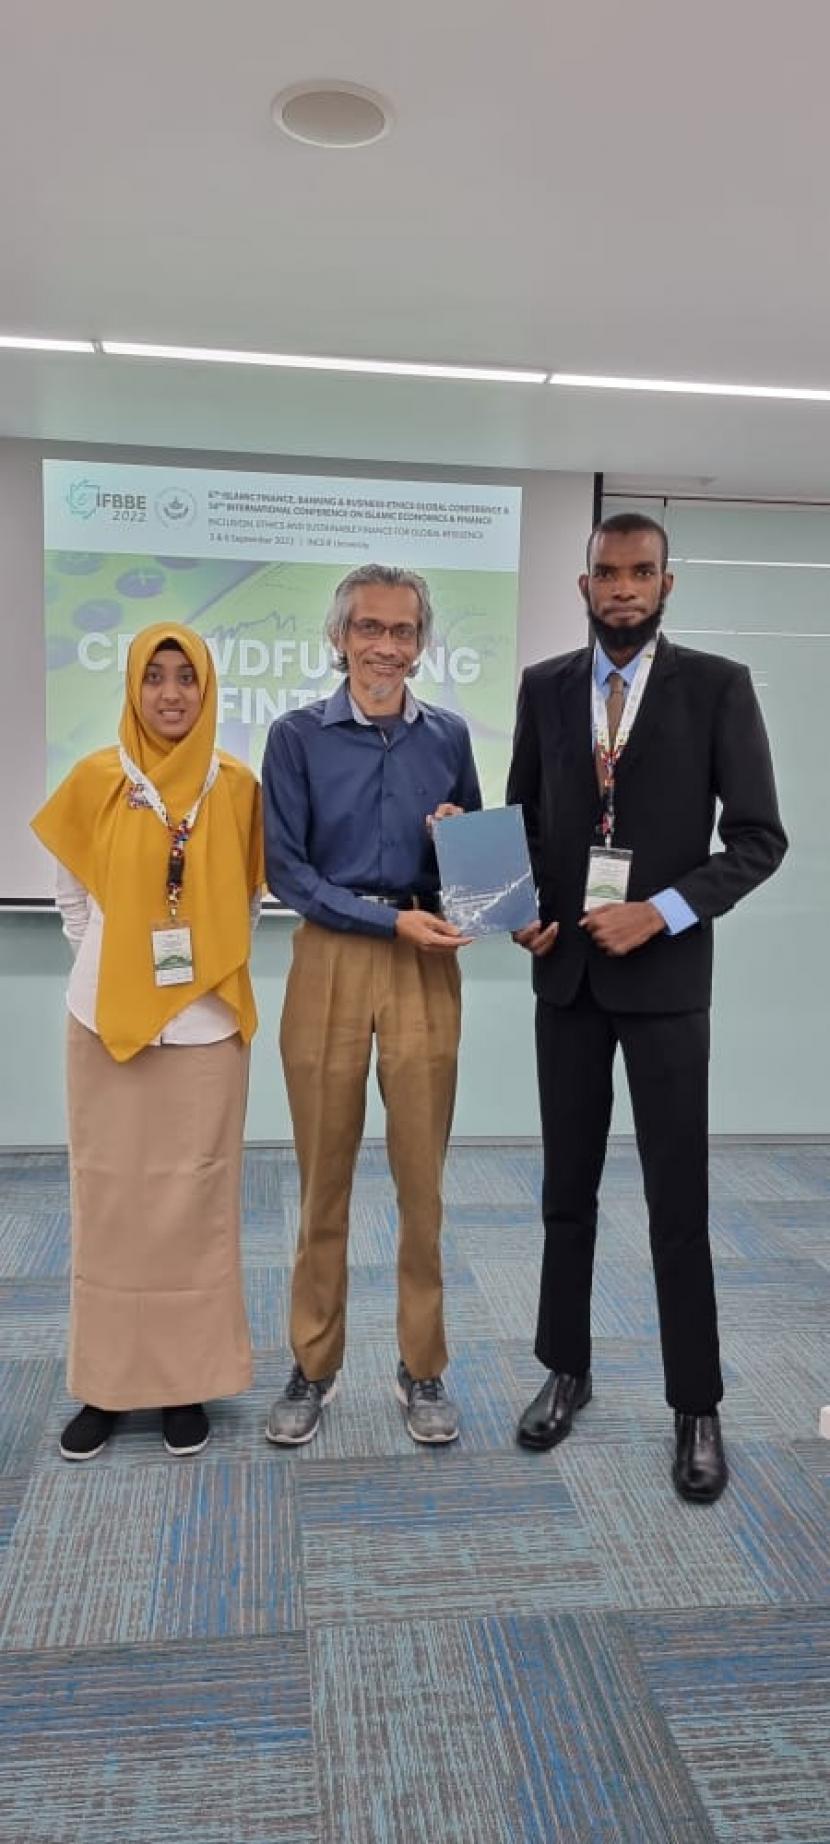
[549,372,830,402]
[0,335,96,353]
[101,341,547,383]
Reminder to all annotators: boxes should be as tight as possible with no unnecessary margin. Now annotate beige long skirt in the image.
[66,1016,253,1411]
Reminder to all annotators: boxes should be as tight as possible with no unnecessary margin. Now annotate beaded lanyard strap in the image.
[118,746,220,920]
[590,644,656,848]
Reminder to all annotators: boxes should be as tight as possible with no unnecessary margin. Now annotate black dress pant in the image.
[535,981,723,1413]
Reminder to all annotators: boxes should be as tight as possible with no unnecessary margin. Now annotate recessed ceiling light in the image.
[271,82,393,149]
[549,371,830,403]
[0,334,96,353]
[101,340,546,384]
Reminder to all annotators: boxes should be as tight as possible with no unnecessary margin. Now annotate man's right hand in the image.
[512,919,559,957]
[395,909,473,953]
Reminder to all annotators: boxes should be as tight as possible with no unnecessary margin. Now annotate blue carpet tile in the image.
[0,1139,827,1843]
[631,1607,830,1843]
[311,1611,717,1843]
[1,1635,318,1843]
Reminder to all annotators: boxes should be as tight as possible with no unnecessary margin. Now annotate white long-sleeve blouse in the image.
[54,860,260,1046]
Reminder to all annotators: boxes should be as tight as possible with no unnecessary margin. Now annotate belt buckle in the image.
[359,891,419,909]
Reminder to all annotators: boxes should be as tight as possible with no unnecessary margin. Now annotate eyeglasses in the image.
[348,618,420,646]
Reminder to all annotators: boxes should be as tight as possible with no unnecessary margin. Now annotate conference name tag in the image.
[151,925,195,987]
[584,847,633,911]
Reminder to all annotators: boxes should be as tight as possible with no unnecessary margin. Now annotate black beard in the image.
[586,596,665,658]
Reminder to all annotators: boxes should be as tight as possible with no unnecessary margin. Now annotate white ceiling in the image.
[4,0,830,493]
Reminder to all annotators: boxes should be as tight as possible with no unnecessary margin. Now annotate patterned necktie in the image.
[595,671,626,794]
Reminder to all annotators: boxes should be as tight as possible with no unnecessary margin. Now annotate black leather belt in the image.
[354,890,440,913]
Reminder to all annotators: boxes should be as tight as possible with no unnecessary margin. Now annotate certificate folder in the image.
[434,805,538,937]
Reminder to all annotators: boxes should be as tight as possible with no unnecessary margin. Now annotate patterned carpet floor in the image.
[0,1139,828,1843]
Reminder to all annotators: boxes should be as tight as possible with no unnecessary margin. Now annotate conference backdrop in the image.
[43,460,522,811]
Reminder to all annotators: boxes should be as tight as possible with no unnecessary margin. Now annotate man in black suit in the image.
[507,511,787,1501]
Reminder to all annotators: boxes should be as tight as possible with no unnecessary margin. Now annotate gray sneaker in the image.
[395,1360,459,1444]
[266,1364,337,1446]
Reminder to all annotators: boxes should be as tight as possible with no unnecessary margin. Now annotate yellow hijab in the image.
[32,621,264,1062]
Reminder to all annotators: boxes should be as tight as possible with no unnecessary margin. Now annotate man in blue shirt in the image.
[508,512,787,1503]
[262,564,481,1447]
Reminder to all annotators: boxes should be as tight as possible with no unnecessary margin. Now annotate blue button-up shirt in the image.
[594,642,697,935]
[262,680,483,936]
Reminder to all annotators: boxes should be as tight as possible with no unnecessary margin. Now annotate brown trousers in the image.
[280,921,462,1380]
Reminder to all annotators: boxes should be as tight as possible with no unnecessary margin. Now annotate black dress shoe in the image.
[672,1411,728,1503]
[517,1371,592,1450]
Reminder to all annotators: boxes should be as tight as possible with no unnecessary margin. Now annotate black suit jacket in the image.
[506,636,787,1012]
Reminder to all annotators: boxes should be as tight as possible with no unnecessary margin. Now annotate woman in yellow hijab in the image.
[32,622,264,1461]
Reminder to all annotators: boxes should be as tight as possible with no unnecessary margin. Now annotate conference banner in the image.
[42,461,523,806]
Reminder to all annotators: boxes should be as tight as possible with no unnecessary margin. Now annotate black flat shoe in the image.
[162,1404,210,1456]
[60,1405,117,1461]
[672,1410,728,1503]
[517,1370,592,1450]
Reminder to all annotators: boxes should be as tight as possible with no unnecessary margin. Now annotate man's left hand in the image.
[579,900,666,956]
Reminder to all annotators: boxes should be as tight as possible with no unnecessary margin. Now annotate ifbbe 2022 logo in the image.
[66,479,148,520]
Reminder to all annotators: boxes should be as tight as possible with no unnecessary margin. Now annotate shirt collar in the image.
[593,640,647,690]
[322,678,421,727]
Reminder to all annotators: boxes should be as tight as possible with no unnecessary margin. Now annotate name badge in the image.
[584,847,633,910]
[151,925,194,987]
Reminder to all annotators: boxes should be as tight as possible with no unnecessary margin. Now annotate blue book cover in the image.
[434,805,538,936]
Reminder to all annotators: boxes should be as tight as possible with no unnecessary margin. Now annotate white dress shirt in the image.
[55,860,260,1046]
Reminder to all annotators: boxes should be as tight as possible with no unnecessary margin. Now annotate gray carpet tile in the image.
[714,1442,830,1604]
[705,1199,821,1262]
[0,1478,28,1556]
[555,1440,771,1610]
[714,1257,830,1334]
[467,1610,718,1843]
[0,1464,173,1650]
[342,1260,504,1346]
[791,1438,830,1487]
[0,1279,69,1357]
[2,1756,320,1844]
[239,1205,305,1268]
[243,1265,290,1349]
[0,1458,303,1649]
[0,1205,70,1277]
[468,1257,548,1340]
[296,1451,615,1625]
[0,1357,63,1474]
[707,1148,829,1202]
[443,1218,543,1265]
[0,1631,312,1754]
[718,1330,830,1442]
[146,1459,304,1639]
[311,1616,517,1844]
